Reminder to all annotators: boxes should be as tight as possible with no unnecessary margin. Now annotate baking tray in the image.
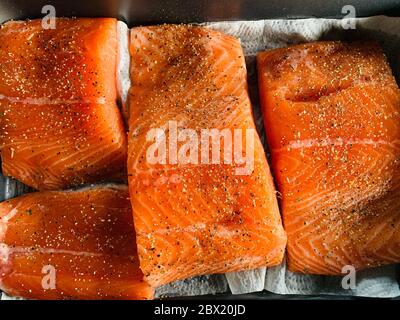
[0,0,399,300]
[1,0,400,24]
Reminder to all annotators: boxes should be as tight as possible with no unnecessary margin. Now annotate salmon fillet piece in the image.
[257,41,400,274]
[0,18,127,190]
[0,185,153,300]
[128,25,286,286]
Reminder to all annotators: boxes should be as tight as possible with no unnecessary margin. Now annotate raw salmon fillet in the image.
[257,41,400,274]
[0,18,127,190]
[128,25,286,286]
[0,185,153,300]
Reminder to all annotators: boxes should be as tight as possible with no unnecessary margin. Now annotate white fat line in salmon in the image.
[0,244,138,261]
[0,208,19,223]
[138,223,274,240]
[0,94,107,105]
[279,138,400,151]
[145,120,255,175]
[0,243,112,263]
[139,223,239,238]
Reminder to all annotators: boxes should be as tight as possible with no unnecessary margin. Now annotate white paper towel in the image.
[266,258,400,298]
[206,16,400,298]
[226,268,267,295]
[117,21,131,122]
[155,275,228,298]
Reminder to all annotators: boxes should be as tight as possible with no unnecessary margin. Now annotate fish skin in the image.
[257,41,400,275]
[0,184,153,300]
[0,18,127,190]
[128,24,286,287]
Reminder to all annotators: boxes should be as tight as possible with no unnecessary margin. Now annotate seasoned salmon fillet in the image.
[0,185,153,300]
[128,25,286,286]
[0,18,127,190]
[257,41,400,274]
